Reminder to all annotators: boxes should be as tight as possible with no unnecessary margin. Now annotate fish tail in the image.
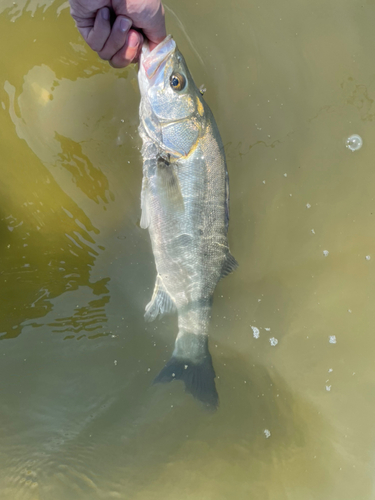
[153,333,218,409]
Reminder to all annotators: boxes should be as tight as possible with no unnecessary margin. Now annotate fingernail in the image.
[128,31,139,48]
[101,8,109,21]
[120,18,132,33]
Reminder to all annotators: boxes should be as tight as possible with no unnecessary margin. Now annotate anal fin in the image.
[144,275,176,322]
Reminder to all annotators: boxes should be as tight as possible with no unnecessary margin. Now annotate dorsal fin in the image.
[220,252,239,279]
[224,169,230,231]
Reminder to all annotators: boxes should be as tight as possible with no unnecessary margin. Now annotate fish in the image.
[138,35,237,409]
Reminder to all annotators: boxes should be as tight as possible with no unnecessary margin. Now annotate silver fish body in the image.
[138,36,237,408]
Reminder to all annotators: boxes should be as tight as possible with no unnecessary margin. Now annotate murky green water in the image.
[1,0,375,498]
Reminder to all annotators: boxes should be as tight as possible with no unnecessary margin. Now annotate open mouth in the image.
[142,35,176,79]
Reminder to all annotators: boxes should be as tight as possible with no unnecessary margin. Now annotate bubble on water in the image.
[328,368,333,373]
[311,229,315,234]
[306,203,311,209]
[323,250,329,257]
[346,134,363,152]
[251,326,260,339]
[329,335,337,344]
[365,255,371,261]
[264,429,271,438]
[269,337,278,346]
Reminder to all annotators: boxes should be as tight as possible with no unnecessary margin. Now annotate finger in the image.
[98,15,132,61]
[141,3,166,50]
[109,30,143,68]
[111,0,166,48]
[85,7,111,52]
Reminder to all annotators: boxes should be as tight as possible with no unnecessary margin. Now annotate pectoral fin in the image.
[144,275,176,322]
[140,176,151,229]
[156,157,184,214]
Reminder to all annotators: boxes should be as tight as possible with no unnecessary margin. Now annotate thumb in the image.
[141,3,166,49]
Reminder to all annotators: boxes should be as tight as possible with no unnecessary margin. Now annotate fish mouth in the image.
[142,35,176,79]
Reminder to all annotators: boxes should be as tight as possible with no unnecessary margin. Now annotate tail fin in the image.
[153,334,218,409]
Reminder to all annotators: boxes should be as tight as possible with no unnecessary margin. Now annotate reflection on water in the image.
[56,133,113,205]
[1,0,375,498]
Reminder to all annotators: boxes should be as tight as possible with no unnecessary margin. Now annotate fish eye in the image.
[170,73,186,91]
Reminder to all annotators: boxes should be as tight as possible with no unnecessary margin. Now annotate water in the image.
[1,0,375,498]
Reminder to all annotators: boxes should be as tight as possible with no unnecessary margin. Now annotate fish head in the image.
[139,35,207,158]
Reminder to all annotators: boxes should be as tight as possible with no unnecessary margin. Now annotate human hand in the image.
[69,0,166,68]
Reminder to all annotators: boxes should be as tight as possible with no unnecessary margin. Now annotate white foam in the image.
[251,326,260,339]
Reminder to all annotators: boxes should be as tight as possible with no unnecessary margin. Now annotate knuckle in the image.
[89,41,103,52]
[87,33,106,53]
[110,55,130,69]
[98,51,112,61]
